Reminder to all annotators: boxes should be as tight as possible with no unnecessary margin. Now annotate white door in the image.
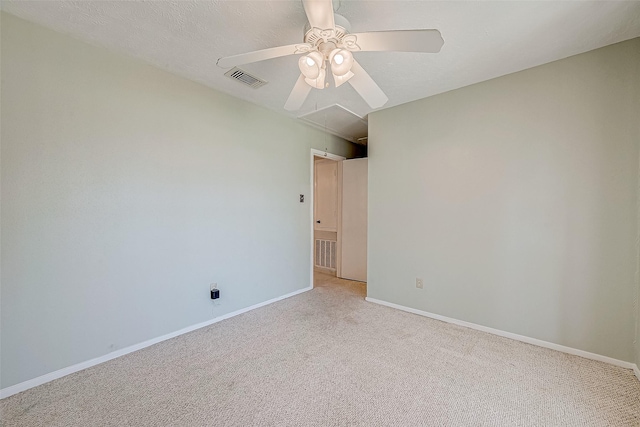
[314,160,338,232]
[340,158,367,282]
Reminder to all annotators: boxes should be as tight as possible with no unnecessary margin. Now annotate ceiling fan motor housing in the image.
[303,14,353,59]
[303,13,352,38]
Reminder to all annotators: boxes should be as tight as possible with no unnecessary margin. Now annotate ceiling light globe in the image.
[329,49,353,77]
[298,51,324,80]
[304,67,327,89]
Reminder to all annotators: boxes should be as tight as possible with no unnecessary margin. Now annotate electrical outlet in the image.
[416,278,424,289]
[210,283,221,309]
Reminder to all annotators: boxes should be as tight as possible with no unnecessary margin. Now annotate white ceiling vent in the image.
[224,67,267,89]
[298,105,368,143]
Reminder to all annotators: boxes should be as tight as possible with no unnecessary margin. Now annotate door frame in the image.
[310,149,345,288]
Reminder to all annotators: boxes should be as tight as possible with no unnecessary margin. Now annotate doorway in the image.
[310,149,368,290]
[314,154,340,276]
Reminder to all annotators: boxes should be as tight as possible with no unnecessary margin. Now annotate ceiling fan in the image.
[217,0,444,111]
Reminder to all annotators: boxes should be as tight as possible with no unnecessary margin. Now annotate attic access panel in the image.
[298,104,368,144]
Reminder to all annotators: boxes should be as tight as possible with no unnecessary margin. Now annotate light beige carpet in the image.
[2,272,639,426]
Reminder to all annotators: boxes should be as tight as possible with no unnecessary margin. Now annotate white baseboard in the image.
[1,285,313,400]
[634,364,640,382]
[365,297,638,374]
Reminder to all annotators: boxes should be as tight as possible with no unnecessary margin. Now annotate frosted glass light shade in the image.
[298,51,324,80]
[329,49,354,77]
[304,68,326,89]
[333,70,354,88]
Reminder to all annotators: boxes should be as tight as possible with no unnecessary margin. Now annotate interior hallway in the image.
[313,270,366,296]
[1,272,638,426]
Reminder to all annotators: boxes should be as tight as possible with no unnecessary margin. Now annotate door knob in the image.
[316,220,321,223]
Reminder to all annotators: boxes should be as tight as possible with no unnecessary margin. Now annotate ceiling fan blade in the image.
[302,0,335,30]
[350,30,444,53]
[217,44,302,68]
[348,60,388,109]
[284,74,312,111]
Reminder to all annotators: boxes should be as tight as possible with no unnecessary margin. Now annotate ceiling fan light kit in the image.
[333,70,354,88]
[298,51,324,80]
[329,49,353,76]
[217,0,444,111]
[305,67,327,89]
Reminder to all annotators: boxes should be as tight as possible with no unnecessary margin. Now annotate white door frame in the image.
[310,149,345,288]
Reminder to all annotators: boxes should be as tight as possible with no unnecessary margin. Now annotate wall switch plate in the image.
[300,194,304,203]
[416,278,424,289]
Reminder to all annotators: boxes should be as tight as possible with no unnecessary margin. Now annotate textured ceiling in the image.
[3,1,640,141]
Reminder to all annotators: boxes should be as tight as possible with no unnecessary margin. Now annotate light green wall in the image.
[368,38,640,363]
[636,145,640,367]
[0,13,361,389]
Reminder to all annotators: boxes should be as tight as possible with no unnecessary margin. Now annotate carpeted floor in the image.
[2,272,639,426]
